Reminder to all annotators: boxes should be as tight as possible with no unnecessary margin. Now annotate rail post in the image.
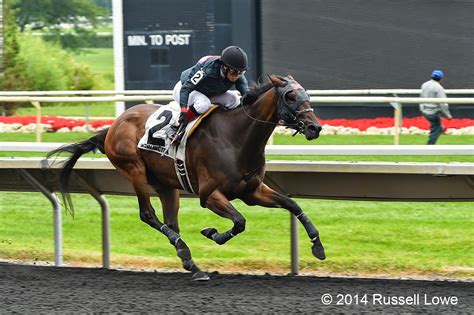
[290,213,299,274]
[17,169,63,266]
[74,173,111,269]
[31,101,42,142]
[390,95,402,145]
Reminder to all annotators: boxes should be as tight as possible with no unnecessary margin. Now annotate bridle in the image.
[275,79,314,135]
[241,76,315,136]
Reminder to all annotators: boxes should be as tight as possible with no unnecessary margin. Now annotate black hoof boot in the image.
[182,258,209,281]
[311,238,326,260]
[201,227,217,240]
[175,239,192,261]
[192,271,210,281]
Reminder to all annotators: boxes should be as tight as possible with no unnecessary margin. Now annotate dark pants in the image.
[423,113,443,145]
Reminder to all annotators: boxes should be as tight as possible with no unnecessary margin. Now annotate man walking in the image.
[419,70,452,145]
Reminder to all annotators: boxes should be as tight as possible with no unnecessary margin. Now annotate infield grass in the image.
[71,48,114,84]
[0,192,472,278]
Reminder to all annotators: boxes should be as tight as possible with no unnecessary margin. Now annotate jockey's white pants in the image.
[172,81,240,115]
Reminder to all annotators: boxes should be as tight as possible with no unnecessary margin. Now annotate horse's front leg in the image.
[200,189,246,245]
[156,187,180,234]
[242,183,326,260]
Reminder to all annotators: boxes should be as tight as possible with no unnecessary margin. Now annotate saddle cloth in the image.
[137,101,181,157]
[137,103,219,194]
[138,102,218,158]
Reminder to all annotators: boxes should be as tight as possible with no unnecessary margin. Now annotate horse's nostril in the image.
[307,124,321,134]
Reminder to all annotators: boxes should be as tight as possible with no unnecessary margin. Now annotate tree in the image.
[12,0,106,32]
[1,0,106,115]
[1,0,29,115]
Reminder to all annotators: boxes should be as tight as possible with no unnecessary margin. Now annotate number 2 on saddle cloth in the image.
[146,110,174,147]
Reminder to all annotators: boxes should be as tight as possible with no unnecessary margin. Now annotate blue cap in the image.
[431,70,444,79]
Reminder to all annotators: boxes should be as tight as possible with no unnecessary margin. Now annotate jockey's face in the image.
[223,66,245,82]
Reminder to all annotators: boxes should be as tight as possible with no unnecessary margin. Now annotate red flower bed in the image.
[1,115,473,131]
[319,117,474,131]
[0,116,115,131]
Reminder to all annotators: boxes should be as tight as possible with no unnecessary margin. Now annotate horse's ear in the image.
[268,74,284,86]
[287,74,295,80]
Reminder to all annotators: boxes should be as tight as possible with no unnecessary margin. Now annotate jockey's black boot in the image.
[175,132,184,145]
[167,124,187,145]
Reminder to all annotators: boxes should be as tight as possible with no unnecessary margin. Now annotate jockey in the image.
[170,45,249,137]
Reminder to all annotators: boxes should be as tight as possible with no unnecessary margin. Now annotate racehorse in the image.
[48,74,325,280]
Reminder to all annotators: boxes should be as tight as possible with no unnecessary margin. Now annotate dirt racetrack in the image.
[0,262,472,313]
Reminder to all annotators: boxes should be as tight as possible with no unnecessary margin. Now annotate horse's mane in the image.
[242,81,273,106]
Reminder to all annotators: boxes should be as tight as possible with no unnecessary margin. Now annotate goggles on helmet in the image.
[224,65,246,76]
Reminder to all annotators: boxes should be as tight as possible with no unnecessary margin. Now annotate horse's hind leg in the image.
[200,189,246,245]
[120,166,208,280]
[242,183,326,260]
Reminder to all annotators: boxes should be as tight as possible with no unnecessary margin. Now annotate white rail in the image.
[1,89,474,96]
[0,90,173,96]
[1,93,473,144]
[1,95,473,104]
[0,95,172,142]
[309,96,474,104]
[0,95,173,102]
[1,142,473,156]
[306,89,474,95]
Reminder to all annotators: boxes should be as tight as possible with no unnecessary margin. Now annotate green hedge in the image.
[0,33,109,115]
[17,33,99,91]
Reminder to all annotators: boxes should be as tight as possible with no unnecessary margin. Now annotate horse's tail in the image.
[46,128,109,216]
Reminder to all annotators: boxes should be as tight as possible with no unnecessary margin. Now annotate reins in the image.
[239,85,314,135]
[239,97,279,126]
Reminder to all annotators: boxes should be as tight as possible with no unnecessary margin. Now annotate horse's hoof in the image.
[200,227,217,240]
[192,271,210,281]
[312,241,326,260]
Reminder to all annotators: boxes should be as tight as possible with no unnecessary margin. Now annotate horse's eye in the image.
[285,91,296,102]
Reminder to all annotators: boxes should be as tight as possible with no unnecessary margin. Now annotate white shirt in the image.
[419,79,451,117]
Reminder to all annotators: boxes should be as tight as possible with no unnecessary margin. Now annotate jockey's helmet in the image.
[221,46,248,72]
[431,70,444,80]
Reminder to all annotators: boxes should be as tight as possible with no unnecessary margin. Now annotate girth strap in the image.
[175,159,195,194]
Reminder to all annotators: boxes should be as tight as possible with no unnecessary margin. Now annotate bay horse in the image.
[48,74,325,280]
